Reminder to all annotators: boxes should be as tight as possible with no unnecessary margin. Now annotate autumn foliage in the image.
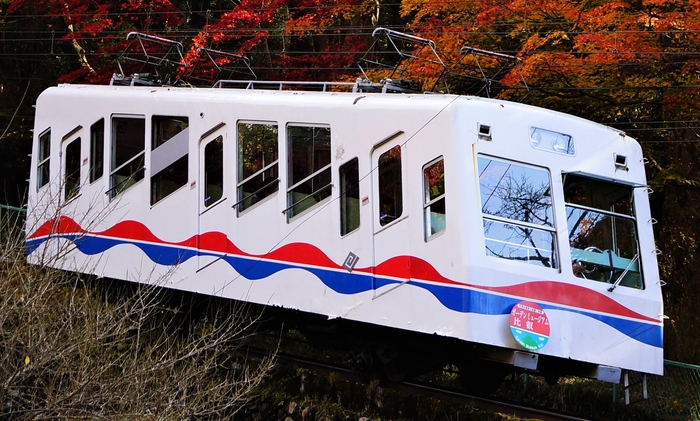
[3,0,700,363]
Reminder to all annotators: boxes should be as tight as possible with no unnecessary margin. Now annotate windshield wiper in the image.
[608,254,640,292]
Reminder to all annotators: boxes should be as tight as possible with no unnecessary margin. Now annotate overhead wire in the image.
[3,5,700,142]
[3,1,700,24]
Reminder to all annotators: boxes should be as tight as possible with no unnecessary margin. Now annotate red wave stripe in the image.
[198,233,343,269]
[475,281,660,323]
[373,255,463,285]
[28,215,82,239]
[369,255,658,324]
[29,217,344,269]
[266,242,342,269]
[197,231,245,255]
[29,217,660,324]
[100,220,198,248]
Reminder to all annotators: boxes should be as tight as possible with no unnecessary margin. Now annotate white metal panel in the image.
[26,83,664,378]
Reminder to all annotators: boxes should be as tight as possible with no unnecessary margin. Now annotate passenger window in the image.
[37,129,51,190]
[109,116,145,199]
[151,156,188,205]
[236,122,279,213]
[152,116,188,149]
[378,145,402,226]
[150,116,189,205]
[478,156,557,268]
[203,135,224,207]
[286,125,332,219]
[64,137,81,200]
[339,158,360,235]
[90,119,104,183]
[564,174,642,289]
[423,157,445,239]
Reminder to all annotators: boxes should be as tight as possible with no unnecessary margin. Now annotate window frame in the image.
[377,145,403,227]
[339,157,360,236]
[149,115,189,206]
[423,156,445,241]
[89,119,104,184]
[285,124,332,220]
[477,154,559,269]
[63,136,81,201]
[108,115,146,200]
[37,128,51,190]
[202,135,224,209]
[150,155,188,206]
[235,121,279,214]
[563,174,644,289]
[152,115,189,150]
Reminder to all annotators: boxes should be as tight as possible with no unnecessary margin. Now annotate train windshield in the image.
[478,156,558,269]
[564,174,643,289]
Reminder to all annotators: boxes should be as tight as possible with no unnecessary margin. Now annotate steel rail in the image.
[244,344,595,421]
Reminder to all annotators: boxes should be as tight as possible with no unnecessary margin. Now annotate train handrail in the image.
[104,166,145,197]
[232,179,280,210]
[213,79,360,92]
[281,183,333,216]
[211,78,430,94]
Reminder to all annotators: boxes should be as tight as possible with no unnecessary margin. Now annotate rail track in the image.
[246,343,593,421]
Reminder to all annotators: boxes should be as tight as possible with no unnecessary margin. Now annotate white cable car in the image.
[26,77,663,393]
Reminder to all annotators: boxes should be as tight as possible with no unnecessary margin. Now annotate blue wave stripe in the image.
[407,280,662,348]
[26,234,663,348]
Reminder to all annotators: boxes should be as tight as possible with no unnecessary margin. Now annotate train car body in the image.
[26,82,664,384]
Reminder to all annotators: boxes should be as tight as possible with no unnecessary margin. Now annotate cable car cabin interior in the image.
[26,82,663,391]
[564,174,643,289]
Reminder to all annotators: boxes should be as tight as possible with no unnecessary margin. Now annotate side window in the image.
[150,116,189,205]
[286,125,331,219]
[109,116,145,199]
[152,116,188,149]
[64,137,81,200]
[90,119,104,183]
[236,122,278,213]
[37,129,51,190]
[203,135,224,207]
[478,156,557,268]
[339,158,360,235]
[378,145,402,226]
[564,174,642,289]
[423,157,445,239]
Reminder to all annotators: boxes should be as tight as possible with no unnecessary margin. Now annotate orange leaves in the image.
[283,0,365,37]
[641,0,680,8]
[196,0,286,58]
[578,2,627,30]
[401,0,479,26]
[285,13,324,36]
[410,0,693,105]
[521,31,571,53]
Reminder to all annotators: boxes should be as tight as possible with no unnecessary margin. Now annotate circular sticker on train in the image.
[509,301,550,351]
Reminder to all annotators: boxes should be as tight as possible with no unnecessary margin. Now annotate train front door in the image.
[197,127,228,271]
[371,135,411,295]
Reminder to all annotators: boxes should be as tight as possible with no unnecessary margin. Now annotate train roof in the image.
[37,82,641,157]
[36,82,625,142]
